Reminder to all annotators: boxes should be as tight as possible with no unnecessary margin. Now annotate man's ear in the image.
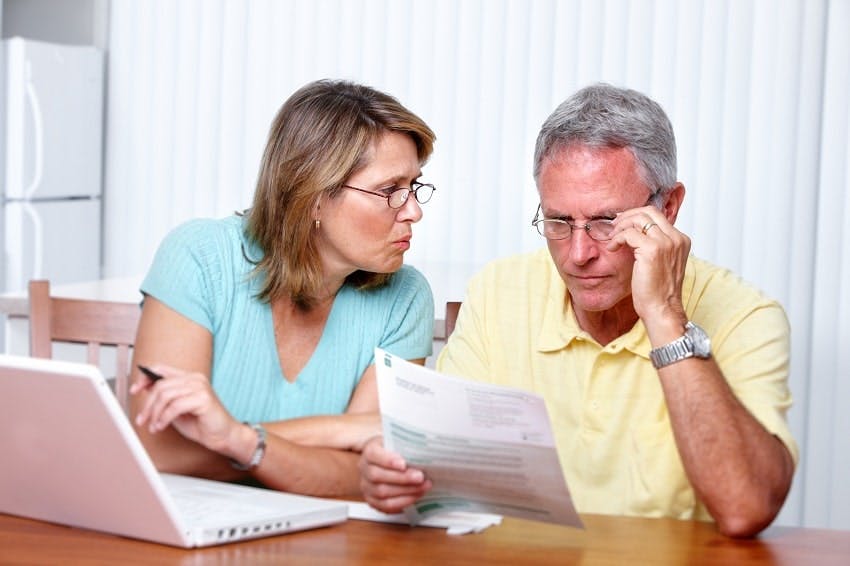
[663,183,686,225]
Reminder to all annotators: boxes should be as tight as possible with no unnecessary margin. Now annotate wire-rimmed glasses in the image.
[343,182,436,209]
[531,205,616,241]
[531,193,663,241]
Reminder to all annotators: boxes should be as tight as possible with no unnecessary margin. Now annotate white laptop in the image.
[0,354,348,547]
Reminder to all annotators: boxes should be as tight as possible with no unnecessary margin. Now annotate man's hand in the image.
[607,201,690,341]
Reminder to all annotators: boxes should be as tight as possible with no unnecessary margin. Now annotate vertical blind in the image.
[103,0,849,528]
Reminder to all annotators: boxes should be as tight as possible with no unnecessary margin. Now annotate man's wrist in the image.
[649,321,712,369]
[644,311,688,348]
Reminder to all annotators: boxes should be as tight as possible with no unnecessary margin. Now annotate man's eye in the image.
[380,186,400,196]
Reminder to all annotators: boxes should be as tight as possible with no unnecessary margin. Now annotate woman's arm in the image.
[262,358,425,451]
[130,296,241,480]
[131,296,423,495]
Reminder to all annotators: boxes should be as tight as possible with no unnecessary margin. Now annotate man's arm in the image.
[611,196,795,537]
[435,282,491,380]
[655,350,794,537]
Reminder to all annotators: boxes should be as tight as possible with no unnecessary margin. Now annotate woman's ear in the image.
[311,198,323,230]
[312,196,322,221]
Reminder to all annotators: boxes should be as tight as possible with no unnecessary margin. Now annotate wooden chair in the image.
[28,279,142,413]
[445,301,462,339]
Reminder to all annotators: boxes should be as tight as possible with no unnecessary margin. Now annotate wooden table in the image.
[1,512,848,565]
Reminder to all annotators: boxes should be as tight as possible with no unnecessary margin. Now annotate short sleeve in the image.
[711,301,799,464]
[377,265,434,362]
[436,264,493,380]
[140,219,226,332]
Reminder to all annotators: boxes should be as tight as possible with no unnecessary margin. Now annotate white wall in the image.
[100,0,849,529]
[1,0,108,49]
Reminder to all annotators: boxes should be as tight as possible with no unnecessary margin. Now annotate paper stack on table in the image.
[347,501,502,535]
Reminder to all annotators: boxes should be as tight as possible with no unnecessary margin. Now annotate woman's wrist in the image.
[221,422,266,471]
[228,422,267,471]
[214,421,262,467]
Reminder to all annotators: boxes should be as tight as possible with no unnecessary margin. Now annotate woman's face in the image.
[315,131,424,282]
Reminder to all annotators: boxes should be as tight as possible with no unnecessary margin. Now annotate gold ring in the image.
[641,221,657,235]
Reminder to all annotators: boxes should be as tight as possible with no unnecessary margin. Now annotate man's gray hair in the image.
[533,83,677,198]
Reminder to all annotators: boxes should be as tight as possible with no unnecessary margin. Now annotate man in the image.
[359,83,797,538]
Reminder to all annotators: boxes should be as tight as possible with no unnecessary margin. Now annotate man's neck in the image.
[572,299,640,346]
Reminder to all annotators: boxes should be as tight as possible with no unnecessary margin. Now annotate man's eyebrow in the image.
[545,209,618,221]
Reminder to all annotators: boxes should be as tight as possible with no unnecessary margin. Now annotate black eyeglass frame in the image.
[342,182,436,209]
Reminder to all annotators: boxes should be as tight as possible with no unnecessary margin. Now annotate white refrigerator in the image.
[1,37,104,347]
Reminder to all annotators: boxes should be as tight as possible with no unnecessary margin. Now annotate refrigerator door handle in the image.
[23,201,45,280]
[24,66,45,200]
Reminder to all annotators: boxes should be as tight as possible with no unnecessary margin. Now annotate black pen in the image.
[137,364,164,383]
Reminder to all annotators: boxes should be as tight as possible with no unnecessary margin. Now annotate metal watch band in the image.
[649,321,711,369]
[230,422,267,471]
[649,335,694,369]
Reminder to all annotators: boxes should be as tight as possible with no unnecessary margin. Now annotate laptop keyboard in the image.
[171,489,279,524]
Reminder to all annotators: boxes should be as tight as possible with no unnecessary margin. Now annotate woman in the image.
[130,79,436,497]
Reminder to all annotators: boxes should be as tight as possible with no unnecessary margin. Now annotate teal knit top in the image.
[141,215,434,423]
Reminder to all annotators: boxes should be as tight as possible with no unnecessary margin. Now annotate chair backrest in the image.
[445,301,462,339]
[28,280,142,413]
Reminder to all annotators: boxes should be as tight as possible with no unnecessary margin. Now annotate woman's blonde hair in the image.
[245,79,435,308]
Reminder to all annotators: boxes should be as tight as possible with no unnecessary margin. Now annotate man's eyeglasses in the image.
[532,205,616,241]
[342,182,436,209]
[531,194,662,241]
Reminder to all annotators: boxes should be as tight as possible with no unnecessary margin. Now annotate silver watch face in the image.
[685,322,711,358]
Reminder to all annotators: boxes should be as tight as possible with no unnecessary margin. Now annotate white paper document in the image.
[346,501,502,535]
[375,348,583,528]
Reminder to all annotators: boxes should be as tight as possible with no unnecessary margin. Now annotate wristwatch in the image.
[649,321,712,369]
[230,423,267,471]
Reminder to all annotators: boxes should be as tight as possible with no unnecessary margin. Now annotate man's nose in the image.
[568,227,599,265]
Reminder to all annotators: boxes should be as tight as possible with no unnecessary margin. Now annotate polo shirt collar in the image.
[536,255,697,358]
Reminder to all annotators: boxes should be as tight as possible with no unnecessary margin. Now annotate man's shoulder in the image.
[464,248,558,309]
[689,256,774,296]
[475,247,553,281]
[686,256,785,317]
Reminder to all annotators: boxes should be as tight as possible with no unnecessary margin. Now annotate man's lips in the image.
[570,274,608,284]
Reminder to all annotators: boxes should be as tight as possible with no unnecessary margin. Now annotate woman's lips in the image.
[394,237,411,251]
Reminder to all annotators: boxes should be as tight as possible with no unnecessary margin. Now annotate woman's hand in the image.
[131,364,243,457]
[358,436,431,513]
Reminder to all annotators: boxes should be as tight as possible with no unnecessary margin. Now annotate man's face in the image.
[537,144,653,317]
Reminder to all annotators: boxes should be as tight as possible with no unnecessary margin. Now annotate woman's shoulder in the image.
[157,215,246,254]
[380,264,432,300]
[163,215,242,240]
[343,264,431,307]
[393,264,429,287]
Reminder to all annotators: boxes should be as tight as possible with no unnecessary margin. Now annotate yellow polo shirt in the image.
[436,247,797,521]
